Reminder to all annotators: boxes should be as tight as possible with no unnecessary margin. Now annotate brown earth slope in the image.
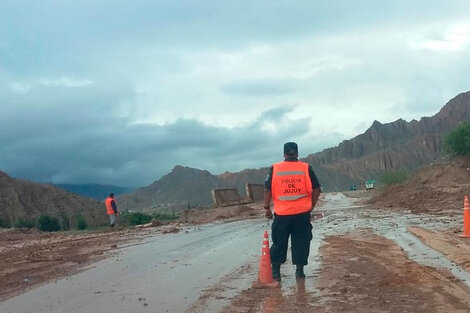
[369,157,470,215]
[0,170,107,228]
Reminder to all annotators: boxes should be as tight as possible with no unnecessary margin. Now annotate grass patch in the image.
[0,217,11,228]
[14,217,35,229]
[379,169,408,186]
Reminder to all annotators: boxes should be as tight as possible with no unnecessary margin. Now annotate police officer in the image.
[105,193,119,227]
[264,142,321,280]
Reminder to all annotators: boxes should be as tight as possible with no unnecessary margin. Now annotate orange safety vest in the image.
[105,197,116,215]
[271,161,313,215]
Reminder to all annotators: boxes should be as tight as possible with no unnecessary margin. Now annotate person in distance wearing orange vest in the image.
[264,142,321,281]
[105,193,119,228]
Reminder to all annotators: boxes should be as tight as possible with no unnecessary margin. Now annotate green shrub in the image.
[0,217,11,228]
[14,217,35,229]
[444,121,470,156]
[153,212,180,221]
[124,212,152,225]
[76,214,88,230]
[37,215,61,232]
[380,169,408,186]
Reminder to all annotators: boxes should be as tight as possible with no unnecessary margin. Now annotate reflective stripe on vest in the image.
[275,171,306,176]
[278,194,308,201]
[271,161,313,215]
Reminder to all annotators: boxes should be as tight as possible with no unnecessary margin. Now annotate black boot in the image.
[295,265,306,279]
[272,262,281,281]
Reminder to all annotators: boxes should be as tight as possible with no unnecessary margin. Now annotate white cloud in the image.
[9,77,93,95]
[38,77,93,87]
[412,24,470,52]
[10,82,33,94]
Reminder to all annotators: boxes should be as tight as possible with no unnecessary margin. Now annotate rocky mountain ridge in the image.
[307,91,470,180]
[118,91,470,210]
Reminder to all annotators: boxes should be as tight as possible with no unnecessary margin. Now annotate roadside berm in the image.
[369,156,470,215]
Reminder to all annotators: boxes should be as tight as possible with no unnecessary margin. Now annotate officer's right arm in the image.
[312,188,321,209]
[264,166,274,219]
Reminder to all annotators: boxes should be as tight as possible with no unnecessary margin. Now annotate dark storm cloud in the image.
[0,78,320,187]
[1,1,470,187]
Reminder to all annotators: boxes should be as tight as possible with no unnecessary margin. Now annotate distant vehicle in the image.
[365,180,376,190]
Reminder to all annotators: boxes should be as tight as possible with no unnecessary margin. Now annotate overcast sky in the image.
[1,1,470,188]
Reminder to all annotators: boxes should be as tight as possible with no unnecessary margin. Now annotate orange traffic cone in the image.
[258,230,280,287]
[460,195,470,238]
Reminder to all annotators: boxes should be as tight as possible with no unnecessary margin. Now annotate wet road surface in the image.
[216,193,470,313]
[2,220,269,313]
[3,192,470,313]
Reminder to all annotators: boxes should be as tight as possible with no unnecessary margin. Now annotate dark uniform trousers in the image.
[270,211,313,266]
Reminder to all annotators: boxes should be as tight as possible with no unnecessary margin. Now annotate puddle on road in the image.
[253,192,470,312]
[193,193,470,313]
[311,193,470,289]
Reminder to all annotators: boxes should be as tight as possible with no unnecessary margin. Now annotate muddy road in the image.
[3,192,470,313]
[1,220,267,313]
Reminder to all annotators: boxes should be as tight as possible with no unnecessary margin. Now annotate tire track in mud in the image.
[218,229,470,313]
[209,193,470,313]
[314,230,470,313]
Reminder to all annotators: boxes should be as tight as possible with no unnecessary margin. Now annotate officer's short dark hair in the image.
[109,193,115,198]
[283,142,298,156]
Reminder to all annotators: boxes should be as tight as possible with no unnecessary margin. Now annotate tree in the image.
[37,215,61,232]
[76,214,88,230]
[444,121,470,156]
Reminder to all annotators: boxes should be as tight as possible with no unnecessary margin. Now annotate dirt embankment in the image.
[369,157,470,215]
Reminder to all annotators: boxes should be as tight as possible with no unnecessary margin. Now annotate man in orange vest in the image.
[105,193,119,228]
[264,142,321,281]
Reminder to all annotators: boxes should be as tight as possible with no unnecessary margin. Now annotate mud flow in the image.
[3,193,470,313]
[203,193,470,313]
